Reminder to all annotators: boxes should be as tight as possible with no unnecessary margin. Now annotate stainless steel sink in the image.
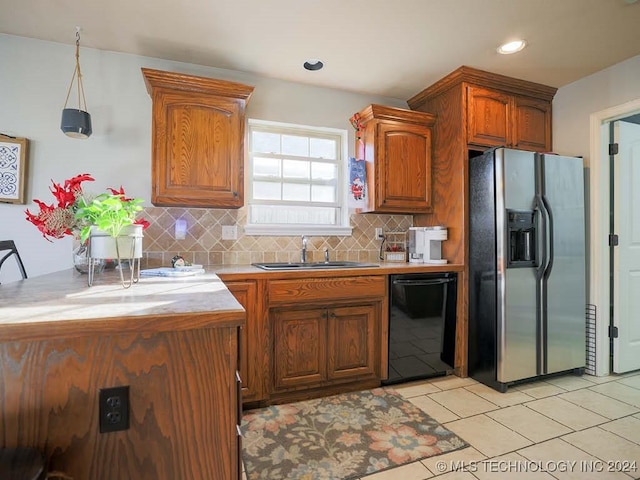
[252,261,380,270]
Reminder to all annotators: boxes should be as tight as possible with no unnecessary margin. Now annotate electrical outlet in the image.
[99,386,129,433]
[222,225,238,240]
[375,228,384,240]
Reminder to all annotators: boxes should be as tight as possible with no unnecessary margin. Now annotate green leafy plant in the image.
[74,186,149,243]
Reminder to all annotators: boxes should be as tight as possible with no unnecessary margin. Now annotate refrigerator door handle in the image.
[536,191,552,375]
[536,201,549,282]
[540,195,554,280]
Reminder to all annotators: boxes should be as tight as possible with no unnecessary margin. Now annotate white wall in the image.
[553,54,640,376]
[553,54,640,163]
[0,34,406,282]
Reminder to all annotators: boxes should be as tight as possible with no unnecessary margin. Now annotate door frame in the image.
[589,98,640,376]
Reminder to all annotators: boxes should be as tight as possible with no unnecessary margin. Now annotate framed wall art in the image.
[0,134,29,204]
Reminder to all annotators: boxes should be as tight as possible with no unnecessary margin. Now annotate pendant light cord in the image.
[63,30,88,111]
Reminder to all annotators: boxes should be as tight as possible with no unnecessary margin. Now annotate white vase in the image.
[86,224,143,288]
[87,224,143,260]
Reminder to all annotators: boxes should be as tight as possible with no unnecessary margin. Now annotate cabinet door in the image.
[512,96,552,152]
[327,304,378,380]
[151,91,244,207]
[375,122,433,212]
[272,308,327,391]
[225,281,263,403]
[467,86,511,148]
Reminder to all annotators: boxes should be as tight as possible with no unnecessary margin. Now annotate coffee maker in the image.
[407,226,448,264]
[424,226,448,264]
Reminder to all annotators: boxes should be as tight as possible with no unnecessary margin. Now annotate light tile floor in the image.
[360,371,640,480]
[242,371,640,479]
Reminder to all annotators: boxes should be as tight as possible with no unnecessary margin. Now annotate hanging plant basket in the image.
[87,224,143,288]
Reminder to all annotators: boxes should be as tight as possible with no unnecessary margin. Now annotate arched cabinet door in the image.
[356,104,436,214]
[466,85,511,148]
[142,68,254,208]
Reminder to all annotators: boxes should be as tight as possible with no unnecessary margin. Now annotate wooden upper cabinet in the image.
[511,96,552,152]
[408,66,556,153]
[356,104,436,213]
[467,85,551,151]
[466,86,511,147]
[142,68,254,208]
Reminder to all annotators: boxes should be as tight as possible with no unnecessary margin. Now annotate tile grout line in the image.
[556,389,640,419]
[520,396,613,432]
[427,386,501,416]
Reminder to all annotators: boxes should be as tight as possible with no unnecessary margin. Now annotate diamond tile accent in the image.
[141,207,412,266]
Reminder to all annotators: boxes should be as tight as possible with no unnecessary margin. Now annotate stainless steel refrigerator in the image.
[468,147,586,392]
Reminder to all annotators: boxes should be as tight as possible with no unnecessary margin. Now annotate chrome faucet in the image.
[324,247,330,263]
[301,235,308,263]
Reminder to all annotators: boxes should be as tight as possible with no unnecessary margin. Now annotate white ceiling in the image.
[2,0,640,100]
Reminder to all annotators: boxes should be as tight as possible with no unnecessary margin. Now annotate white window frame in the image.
[244,118,352,236]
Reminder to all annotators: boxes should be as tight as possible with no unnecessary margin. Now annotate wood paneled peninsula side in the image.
[0,270,245,480]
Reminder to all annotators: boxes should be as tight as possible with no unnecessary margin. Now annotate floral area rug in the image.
[240,387,468,480]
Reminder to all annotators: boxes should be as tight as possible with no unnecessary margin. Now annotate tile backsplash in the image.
[141,206,412,267]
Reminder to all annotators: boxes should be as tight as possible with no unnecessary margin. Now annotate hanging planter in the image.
[87,224,143,288]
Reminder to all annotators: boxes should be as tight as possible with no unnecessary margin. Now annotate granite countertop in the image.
[0,261,463,343]
[212,261,464,281]
[0,268,245,343]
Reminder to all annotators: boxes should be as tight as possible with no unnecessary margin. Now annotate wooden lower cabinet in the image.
[327,304,377,380]
[223,275,387,405]
[273,307,327,390]
[268,275,386,400]
[272,302,380,394]
[225,280,264,402]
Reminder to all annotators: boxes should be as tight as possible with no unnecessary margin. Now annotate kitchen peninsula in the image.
[0,269,245,480]
[0,261,464,479]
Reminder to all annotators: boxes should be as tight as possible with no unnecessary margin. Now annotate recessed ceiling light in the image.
[303,59,324,71]
[497,40,527,55]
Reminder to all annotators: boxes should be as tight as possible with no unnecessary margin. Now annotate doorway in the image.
[610,116,640,373]
[590,99,640,376]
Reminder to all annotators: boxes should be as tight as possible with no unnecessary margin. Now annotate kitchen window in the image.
[244,119,352,236]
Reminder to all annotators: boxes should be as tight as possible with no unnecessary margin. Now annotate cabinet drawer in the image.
[268,276,386,305]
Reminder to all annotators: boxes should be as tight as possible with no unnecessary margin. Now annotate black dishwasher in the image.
[383,272,457,385]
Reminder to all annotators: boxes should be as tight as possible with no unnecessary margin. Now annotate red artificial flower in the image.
[134,218,150,230]
[26,174,149,242]
[25,198,75,241]
[106,186,134,202]
[25,174,109,242]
